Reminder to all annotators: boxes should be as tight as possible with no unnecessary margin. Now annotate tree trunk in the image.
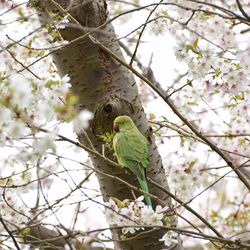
[32,0,183,249]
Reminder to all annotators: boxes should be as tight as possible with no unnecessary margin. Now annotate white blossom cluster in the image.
[0,190,29,229]
[0,3,94,234]
[105,196,164,234]
[0,4,73,141]
[155,2,250,95]
[150,0,250,190]
[105,196,178,247]
[0,4,94,159]
[165,158,206,201]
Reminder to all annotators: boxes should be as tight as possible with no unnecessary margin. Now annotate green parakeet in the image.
[113,115,152,207]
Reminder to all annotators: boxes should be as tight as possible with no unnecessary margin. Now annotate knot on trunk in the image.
[91,97,135,136]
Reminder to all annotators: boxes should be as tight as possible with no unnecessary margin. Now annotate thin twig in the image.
[1,46,41,80]
[147,178,223,238]
[0,216,21,250]
[129,0,163,65]
[236,0,250,21]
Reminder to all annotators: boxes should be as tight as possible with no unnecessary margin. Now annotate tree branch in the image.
[0,217,20,250]
[89,35,250,192]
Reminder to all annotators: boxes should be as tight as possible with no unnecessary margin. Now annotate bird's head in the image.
[113,115,135,132]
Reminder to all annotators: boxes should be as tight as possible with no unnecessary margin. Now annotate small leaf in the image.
[238,138,245,145]
[21,227,30,237]
[17,8,24,18]
[98,131,115,150]
[65,91,79,105]
[234,63,241,70]
[188,160,196,168]
[192,38,199,49]
[214,68,222,76]
[185,160,196,174]
[45,80,60,88]
[148,113,155,120]
[120,234,126,241]
[187,79,193,86]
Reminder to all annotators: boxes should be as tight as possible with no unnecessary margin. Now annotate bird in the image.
[112,115,152,207]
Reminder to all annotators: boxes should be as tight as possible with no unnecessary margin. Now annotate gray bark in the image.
[31,0,183,249]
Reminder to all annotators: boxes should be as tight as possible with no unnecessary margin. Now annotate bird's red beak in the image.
[113,123,119,132]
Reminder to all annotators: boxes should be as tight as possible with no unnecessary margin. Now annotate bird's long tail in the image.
[138,177,152,207]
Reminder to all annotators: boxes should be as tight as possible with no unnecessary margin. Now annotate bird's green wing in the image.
[113,128,152,207]
[113,129,149,179]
